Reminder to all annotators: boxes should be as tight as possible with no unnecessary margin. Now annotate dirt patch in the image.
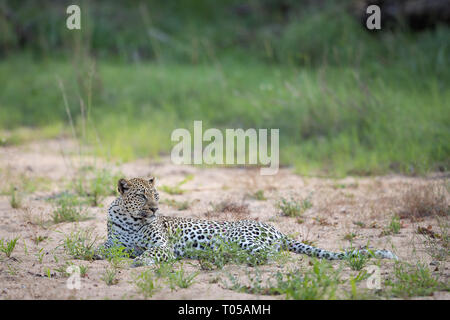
[0,139,448,299]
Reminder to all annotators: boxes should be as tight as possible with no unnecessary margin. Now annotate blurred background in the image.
[0,0,449,176]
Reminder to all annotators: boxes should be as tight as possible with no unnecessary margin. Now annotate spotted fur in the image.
[95,177,398,266]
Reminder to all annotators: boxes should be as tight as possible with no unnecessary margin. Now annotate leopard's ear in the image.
[148,177,156,185]
[118,178,130,195]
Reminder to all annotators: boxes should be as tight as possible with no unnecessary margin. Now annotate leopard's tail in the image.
[286,239,398,260]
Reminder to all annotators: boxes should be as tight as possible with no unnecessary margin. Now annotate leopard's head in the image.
[117,177,160,219]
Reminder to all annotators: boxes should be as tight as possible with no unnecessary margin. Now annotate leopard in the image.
[94,177,398,266]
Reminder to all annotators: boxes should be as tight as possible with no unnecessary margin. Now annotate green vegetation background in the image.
[0,0,448,176]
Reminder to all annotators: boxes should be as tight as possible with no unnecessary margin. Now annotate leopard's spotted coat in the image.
[95,177,398,266]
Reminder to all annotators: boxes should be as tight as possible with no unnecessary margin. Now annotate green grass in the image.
[385,262,449,298]
[101,267,119,286]
[274,261,342,300]
[161,199,191,210]
[0,173,52,197]
[1,56,448,176]
[133,261,198,296]
[277,197,312,217]
[381,215,402,236]
[32,235,48,245]
[0,237,19,257]
[35,247,45,263]
[0,2,448,177]
[73,168,122,207]
[134,269,159,298]
[226,259,342,300]
[420,217,449,262]
[79,265,89,278]
[166,265,199,290]
[345,252,372,271]
[251,190,267,201]
[60,229,99,261]
[54,264,70,277]
[186,237,282,270]
[160,175,194,195]
[343,232,358,241]
[102,243,132,269]
[9,187,21,209]
[51,193,90,223]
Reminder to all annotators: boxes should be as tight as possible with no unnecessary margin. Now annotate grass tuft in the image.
[161,199,191,211]
[0,237,20,257]
[9,187,21,209]
[101,267,119,286]
[51,193,90,223]
[160,175,193,195]
[61,229,99,261]
[385,262,449,298]
[277,197,312,217]
[398,183,449,220]
[134,269,159,298]
[380,215,402,236]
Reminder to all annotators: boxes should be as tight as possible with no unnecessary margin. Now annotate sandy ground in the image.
[0,139,448,300]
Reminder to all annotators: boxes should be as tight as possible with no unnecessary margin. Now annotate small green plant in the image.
[51,193,89,223]
[277,197,312,217]
[9,187,21,209]
[419,218,449,261]
[23,239,28,255]
[79,264,89,278]
[6,264,18,275]
[60,229,98,261]
[33,235,48,244]
[35,247,45,263]
[134,269,159,298]
[167,265,199,290]
[225,269,276,295]
[344,252,371,271]
[101,267,119,286]
[162,199,190,210]
[0,237,19,257]
[160,185,184,195]
[45,268,52,278]
[225,259,342,300]
[55,263,71,277]
[82,168,122,206]
[154,261,175,278]
[353,221,366,228]
[381,215,402,236]
[343,232,357,241]
[252,190,267,200]
[104,244,132,269]
[160,174,193,195]
[275,260,341,300]
[389,215,402,234]
[190,243,236,270]
[347,270,372,300]
[385,262,449,298]
[191,236,278,270]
